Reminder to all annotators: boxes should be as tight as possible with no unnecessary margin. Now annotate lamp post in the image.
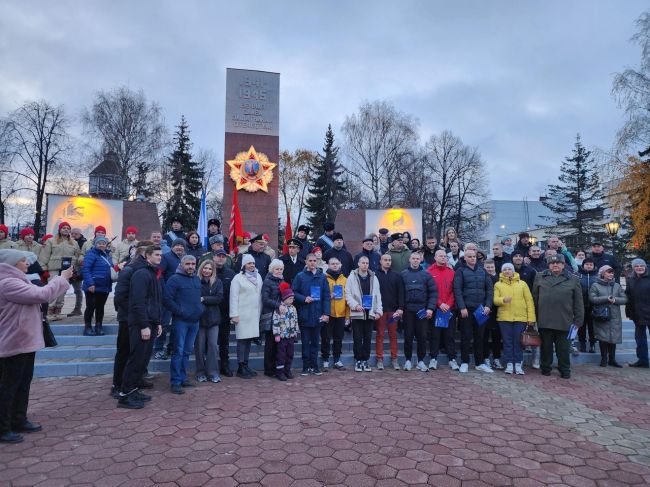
[604,221,621,256]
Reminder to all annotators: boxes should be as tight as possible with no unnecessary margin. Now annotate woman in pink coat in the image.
[0,249,73,444]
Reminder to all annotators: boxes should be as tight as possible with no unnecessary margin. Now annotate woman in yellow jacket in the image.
[323,257,350,370]
[493,263,536,375]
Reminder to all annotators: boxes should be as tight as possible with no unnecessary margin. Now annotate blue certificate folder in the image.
[567,324,578,340]
[435,309,452,328]
[362,295,373,310]
[416,308,428,319]
[473,306,490,326]
[310,286,321,301]
[332,285,343,300]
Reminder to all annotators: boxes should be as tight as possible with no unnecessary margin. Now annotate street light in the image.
[604,220,621,255]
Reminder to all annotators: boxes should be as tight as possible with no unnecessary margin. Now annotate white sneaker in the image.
[392,359,401,370]
[354,361,362,372]
[484,358,491,367]
[362,361,372,372]
[449,359,460,371]
[532,351,540,369]
[493,358,503,369]
[428,358,438,370]
[515,363,525,375]
[333,361,346,370]
[505,363,514,374]
[322,361,330,370]
[417,361,428,372]
[459,363,469,373]
[376,360,384,370]
[476,363,494,373]
[404,360,412,371]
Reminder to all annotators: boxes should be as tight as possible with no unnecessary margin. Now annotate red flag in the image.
[282,210,293,255]
[229,189,244,254]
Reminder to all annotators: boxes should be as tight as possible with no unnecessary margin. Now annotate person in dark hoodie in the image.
[111,241,151,399]
[490,243,512,274]
[578,257,598,353]
[353,237,381,273]
[511,250,536,292]
[401,252,438,372]
[118,245,163,409]
[625,258,650,368]
[422,237,441,267]
[514,232,532,258]
[527,245,548,273]
[165,255,204,394]
[323,233,354,277]
[154,238,187,360]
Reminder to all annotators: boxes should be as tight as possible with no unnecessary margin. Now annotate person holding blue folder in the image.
[346,256,383,372]
[453,248,494,373]
[532,254,584,379]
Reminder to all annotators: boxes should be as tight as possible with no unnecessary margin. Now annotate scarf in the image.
[245,270,259,286]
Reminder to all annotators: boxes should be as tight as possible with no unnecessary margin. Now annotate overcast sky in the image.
[0,1,646,200]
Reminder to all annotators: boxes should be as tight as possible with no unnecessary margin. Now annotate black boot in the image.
[220,360,233,378]
[579,342,587,353]
[95,322,105,336]
[83,323,95,336]
[608,344,622,368]
[599,342,608,367]
[588,342,596,353]
[244,362,257,377]
[236,363,251,379]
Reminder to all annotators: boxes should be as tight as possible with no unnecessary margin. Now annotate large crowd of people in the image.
[0,219,649,444]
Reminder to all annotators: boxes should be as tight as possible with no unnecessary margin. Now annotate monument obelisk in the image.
[223,68,280,251]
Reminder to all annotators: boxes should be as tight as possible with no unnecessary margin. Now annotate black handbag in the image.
[592,305,611,322]
[43,319,58,347]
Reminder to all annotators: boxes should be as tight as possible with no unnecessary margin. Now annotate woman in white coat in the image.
[230,254,263,379]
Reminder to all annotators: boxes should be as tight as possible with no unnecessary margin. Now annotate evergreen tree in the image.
[305,125,346,234]
[542,134,606,249]
[162,116,204,231]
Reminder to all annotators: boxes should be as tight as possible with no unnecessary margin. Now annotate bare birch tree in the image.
[279,149,315,228]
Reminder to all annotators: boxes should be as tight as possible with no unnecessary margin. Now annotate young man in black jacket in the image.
[376,254,405,370]
[401,252,437,372]
[453,249,494,374]
[111,241,150,399]
[118,245,163,409]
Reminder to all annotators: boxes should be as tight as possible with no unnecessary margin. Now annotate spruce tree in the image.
[305,125,346,234]
[162,116,204,231]
[541,134,606,249]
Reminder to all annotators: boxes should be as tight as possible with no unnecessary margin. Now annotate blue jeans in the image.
[154,308,173,353]
[300,326,320,371]
[170,321,199,386]
[499,321,526,365]
[635,323,650,365]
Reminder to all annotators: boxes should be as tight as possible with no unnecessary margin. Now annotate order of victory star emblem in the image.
[226,145,276,192]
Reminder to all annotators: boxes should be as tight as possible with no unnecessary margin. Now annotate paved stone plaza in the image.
[1,364,649,486]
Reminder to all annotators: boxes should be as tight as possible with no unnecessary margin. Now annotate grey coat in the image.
[588,279,627,344]
[532,270,584,331]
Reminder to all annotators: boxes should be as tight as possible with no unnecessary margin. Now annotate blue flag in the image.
[197,189,208,248]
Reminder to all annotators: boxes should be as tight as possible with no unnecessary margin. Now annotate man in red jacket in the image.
[427,250,459,370]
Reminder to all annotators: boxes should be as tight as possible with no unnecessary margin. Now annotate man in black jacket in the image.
[323,233,354,277]
[376,254,405,370]
[453,249,494,374]
[626,258,650,368]
[491,243,512,274]
[527,246,548,272]
[280,239,305,285]
[353,237,381,273]
[118,245,163,409]
[511,251,536,291]
[294,225,313,260]
[111,241,150,399]
[316,221,336,253]
[214,249,237,377]
[590,241,621,281]
[401,252,437,372]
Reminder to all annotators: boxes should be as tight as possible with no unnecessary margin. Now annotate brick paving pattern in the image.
[1,364,650,486]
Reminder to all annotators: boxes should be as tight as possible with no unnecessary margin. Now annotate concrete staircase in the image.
[35,320,641,377]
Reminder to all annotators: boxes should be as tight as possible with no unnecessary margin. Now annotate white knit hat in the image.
[0,249,37,266]
[241,254,256,267]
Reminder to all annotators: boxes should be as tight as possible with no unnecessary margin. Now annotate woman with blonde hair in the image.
[195,259,224,382]
[38,221,78,320]
[441,227,461,252]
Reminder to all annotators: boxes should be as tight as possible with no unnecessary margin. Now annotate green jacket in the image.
[387,248,410,274]
[532,270,584,331]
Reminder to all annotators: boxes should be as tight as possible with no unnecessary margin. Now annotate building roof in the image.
[89,151,122,176]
